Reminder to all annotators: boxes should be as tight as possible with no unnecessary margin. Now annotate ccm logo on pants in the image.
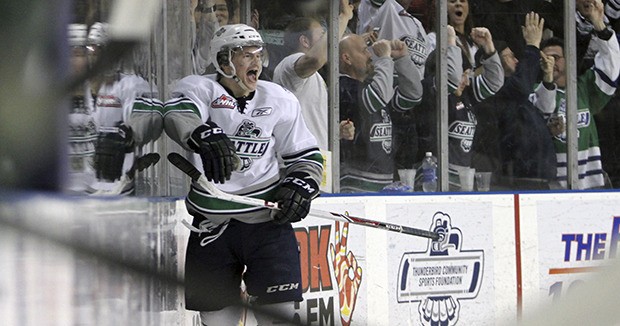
[266,283,300,293]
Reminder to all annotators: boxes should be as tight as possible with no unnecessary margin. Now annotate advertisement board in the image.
[518,193,620,316]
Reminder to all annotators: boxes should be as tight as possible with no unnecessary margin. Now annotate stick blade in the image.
[136,153,160,172]
[167,152,202,181]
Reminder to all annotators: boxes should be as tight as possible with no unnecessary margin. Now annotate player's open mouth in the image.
[247,69,258,82]
[455,10,463,17]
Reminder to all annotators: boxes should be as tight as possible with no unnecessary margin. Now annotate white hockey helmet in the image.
[209,24,264,78]
[67,23,88,47]
[88,22,109,46]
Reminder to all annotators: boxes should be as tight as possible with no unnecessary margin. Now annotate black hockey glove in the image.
[271,172,320,224]
[188,121,237,184]
[94,124,134,181]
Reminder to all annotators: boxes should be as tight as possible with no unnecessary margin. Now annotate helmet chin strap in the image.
[233,74,251,94]
[218,48,251,95]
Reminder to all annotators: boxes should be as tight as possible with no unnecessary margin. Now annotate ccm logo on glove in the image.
[271,172,320,225]
[188,121,238,184]
[281,176,317,195]
[198,127,224,139]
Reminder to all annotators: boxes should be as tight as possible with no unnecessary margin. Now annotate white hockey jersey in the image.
[357,0,429,74]
[164,74,324,224]
[66,85,97,194]
[90,74,161,195]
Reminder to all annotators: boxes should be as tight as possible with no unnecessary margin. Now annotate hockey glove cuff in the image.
[94,124,134,181]
[271,172,320,224]
[188,121,238,184]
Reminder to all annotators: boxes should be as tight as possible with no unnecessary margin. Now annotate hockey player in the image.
[88,22,164,195]
[65,23,98,194]
[162,24,323,324]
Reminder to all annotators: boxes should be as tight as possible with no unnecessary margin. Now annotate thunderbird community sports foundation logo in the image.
[397,212,484,325]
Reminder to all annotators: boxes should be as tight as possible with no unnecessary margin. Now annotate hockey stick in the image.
[91,152,160,195]
[167,153,439,240]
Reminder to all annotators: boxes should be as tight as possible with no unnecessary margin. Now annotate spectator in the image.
[472,12,557,190]
[594,90,620,187]
[427,0,478,69]
[531,0,620,189]
[576,0,620,74]
[356,0,429,75]
[192,0,219,74]
[470,0,561,60]
[356,0,430,180]
[417,27,504,190]
[273,0,354,151]
[339,35,423,192]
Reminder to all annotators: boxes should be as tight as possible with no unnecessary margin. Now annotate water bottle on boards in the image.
[422,152,438,192]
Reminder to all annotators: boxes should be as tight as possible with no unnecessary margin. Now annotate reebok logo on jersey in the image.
[251,107,273,117]
[211,94,236,110]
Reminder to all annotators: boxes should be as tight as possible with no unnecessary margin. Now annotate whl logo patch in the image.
[211,94,236,109]
[397,212,484,326]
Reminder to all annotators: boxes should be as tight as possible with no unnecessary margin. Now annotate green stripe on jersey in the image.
[187,186,279,211]
[163,99,201,117]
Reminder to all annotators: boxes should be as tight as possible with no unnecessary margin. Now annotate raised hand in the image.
[329,221,363,326]
[578,0,606,30]
[250,9,260,29]
[371,39,392,58]
[522,12,545,48]
[447,25,456,46]
[470,27,495,54]
[390,39,408,59]
[539,51,555,83]
[340,0,354,21]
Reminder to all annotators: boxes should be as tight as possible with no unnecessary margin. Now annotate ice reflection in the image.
[0,194,191,326]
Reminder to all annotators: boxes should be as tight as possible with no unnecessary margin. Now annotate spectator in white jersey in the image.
[356,0,429,74]
[162,24,323,324]
[272,0,354,151]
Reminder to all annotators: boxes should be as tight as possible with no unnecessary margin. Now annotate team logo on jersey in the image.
[397,212,484,326]
[229,120,270,171]
[251,107,273,117]
[400,32,428,67]
[369,109,393,154]
[448,111,476,152]
[211,94,236,110]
